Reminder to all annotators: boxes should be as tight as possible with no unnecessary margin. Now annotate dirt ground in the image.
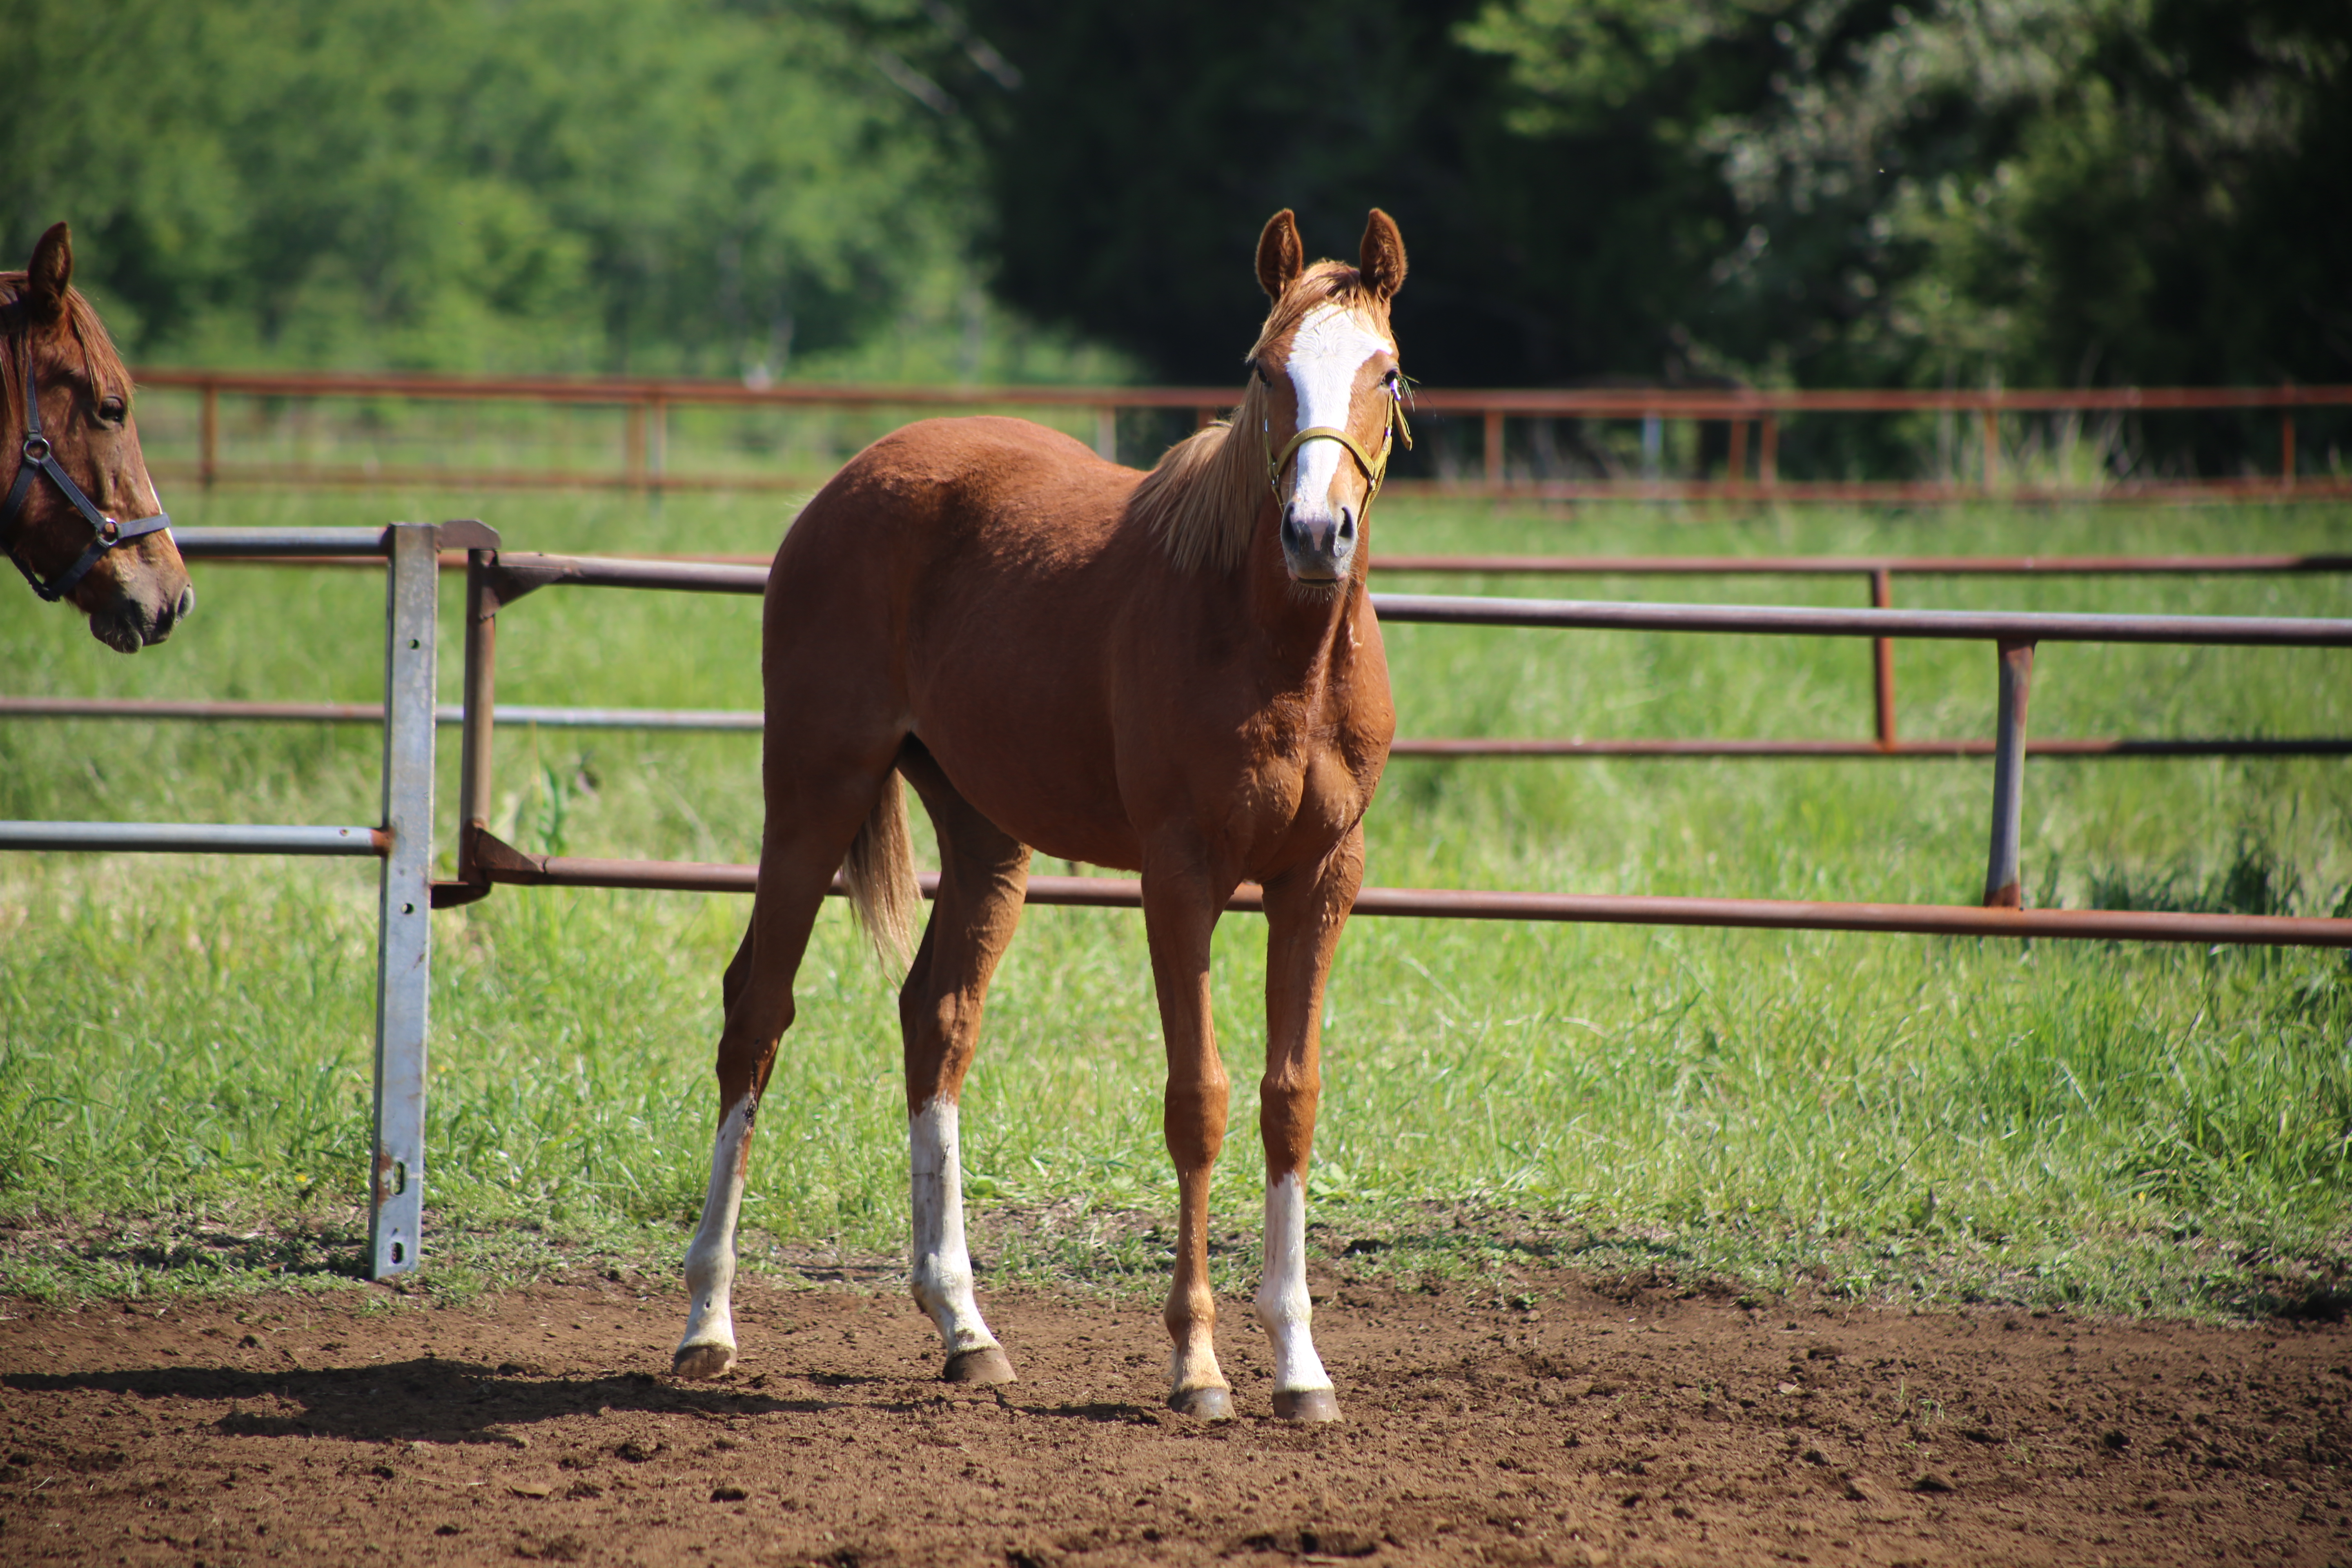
[1,1270,2348,1568]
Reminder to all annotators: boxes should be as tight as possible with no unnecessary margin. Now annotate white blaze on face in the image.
[1253,1172,1332,1394]
[909,1097,1002,1357]
[1281,305,1393,523]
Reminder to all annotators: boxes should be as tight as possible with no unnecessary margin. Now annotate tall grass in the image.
[2,485,2347,1312]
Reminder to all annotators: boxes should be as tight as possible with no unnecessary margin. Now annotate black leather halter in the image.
[0,335,172,601]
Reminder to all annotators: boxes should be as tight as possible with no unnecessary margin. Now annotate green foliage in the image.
[1470,0,2352,400]
[3,0,976,374]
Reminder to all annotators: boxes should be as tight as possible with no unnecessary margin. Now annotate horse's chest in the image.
[1234,706,1379,860]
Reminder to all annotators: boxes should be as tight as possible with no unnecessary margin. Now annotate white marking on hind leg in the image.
[1254,1172,1331,1394]
[675,1098,752,1374]
[909,1098,1001,1358]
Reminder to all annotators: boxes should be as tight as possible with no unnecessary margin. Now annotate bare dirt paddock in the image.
[2,1271,2348,1567]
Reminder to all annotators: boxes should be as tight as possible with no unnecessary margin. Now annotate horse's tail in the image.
[841,768,920,974]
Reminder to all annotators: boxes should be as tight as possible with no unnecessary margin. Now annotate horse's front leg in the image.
[1254,823,1365,1422]
[1142,862,1235,1419]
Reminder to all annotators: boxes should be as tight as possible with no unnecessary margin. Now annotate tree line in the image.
[9,0,2345,407]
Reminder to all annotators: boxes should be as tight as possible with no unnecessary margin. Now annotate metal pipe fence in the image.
[0,520,495,1282]
[8,524,2350,1282]
[129,367,2352,502]
[22,540,2338,761]
[431,545,2352,956]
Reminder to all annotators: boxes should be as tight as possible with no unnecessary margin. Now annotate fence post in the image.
[648,394,669,490]
[454,548,500,891]
[369,522,439,1278]
[1981,408,2002,495]
[1982,639,2036,909]
[1871,569,1898,749]
[1484,409,1505,494]
[625,401,647,490]
[1726,419,1748,495]
[198,381,220,490]
[1759,416,1778,490]
[1095,405,1118,463]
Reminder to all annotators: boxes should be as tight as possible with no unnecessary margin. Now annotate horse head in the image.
[3,223,192,652]
[1251,208,1409,586]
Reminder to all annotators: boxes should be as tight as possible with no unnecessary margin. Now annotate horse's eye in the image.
[98,396,127,423]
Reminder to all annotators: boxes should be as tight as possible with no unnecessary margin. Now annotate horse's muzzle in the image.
[1280,503,1357,584]
[91,580,195,653]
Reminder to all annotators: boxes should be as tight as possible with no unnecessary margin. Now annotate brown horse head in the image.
[2,223,192,652]
[1132,209,1410,588]
[1250,207,1408,585]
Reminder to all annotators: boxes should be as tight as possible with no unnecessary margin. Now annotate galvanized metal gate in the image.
[0,521,492,1279]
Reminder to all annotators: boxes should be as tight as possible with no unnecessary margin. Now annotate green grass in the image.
[2,485,2349,1317]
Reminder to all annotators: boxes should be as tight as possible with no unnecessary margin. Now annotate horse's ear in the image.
[1256,209,1304,300]
[24,223,72,322]
[1360,209,1406,302]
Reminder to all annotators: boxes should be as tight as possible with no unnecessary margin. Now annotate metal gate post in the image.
[370,523,439,1277]
[1982,639,2036,908]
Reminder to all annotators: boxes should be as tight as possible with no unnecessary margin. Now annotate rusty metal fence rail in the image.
[129,367,2352,502]
[426,545,2352,950]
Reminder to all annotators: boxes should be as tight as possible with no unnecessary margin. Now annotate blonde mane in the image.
[1129,261,1390,574]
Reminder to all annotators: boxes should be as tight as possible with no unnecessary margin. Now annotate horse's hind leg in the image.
[1252,823,1365,1422]
[896,741,1028,1383]
[673,749,899,1379]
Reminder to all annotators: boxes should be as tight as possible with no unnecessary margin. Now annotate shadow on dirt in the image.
[3,1359,819,1446]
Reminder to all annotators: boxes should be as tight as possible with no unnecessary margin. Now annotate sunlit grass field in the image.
[2,482,2348,1316]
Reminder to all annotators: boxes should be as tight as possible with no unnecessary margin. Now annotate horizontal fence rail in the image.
[427,544,2352,946]
[0,821,387,854]
[458,846,2352,950]
[130,366,2352,502]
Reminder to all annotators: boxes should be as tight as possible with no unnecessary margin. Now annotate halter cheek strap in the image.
[1265,388,1414,508]
[0,338,172,603]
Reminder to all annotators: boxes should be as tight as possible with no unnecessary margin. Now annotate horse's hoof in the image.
[1168,1385,1234,1421]
[1272,1387,1341,1423]
[942,1345,1017,1385]
[670,1341,737,1379]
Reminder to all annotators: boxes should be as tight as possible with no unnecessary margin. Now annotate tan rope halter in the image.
[1264,383,1413,508]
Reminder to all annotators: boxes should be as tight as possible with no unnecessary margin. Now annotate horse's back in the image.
[780,416,1138,576]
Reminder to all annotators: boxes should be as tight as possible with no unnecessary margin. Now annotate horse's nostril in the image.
[1337,510,1355,543]
[176,584,196,621]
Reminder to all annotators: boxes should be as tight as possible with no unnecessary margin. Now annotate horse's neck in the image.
[1237,519,1370,688]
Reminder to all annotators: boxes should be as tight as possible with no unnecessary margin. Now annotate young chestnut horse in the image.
[2,223,191,651]
[674,209,1410,1421]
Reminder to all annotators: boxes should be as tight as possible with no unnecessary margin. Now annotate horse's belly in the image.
[911,697,1145,871]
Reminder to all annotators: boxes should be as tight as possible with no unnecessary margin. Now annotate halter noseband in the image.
[1265,382,1413,508]
[0,335,172,602]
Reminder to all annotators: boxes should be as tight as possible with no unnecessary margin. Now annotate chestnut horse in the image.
[2,223,190,650]
[674,209,1410,1421]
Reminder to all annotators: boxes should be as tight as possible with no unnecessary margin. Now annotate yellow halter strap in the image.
[1264,388,1413,507]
